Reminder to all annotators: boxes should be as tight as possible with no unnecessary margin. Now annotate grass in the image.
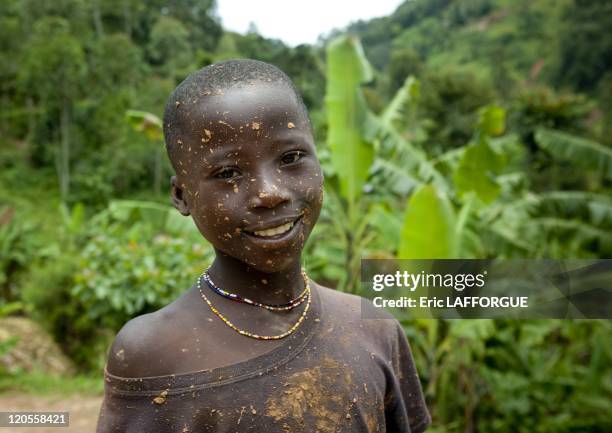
[0,371,104,396]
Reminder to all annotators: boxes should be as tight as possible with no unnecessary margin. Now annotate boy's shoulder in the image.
[316,283,397,321]
[105,283,402,378]
[105,309,173,378]
[105,287,199,378]
[314,283,402,338]
[313,283,406,361]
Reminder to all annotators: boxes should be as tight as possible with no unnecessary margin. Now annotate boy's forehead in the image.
[172,82,312,158]
[188,83,303,124]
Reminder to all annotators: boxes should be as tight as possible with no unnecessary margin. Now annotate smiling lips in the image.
[253,221,295,237]
[244,215,303,238]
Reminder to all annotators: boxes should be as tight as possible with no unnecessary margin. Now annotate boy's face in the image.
[170,82,323,273]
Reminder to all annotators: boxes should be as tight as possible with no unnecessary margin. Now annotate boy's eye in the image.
[280,151,305,166]
[214,168,241,180]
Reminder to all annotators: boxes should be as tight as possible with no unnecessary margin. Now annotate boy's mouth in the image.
[253,221,295,237]
[243,214,303,239]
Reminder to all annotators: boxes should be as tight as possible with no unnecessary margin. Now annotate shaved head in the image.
[163,59,310,170]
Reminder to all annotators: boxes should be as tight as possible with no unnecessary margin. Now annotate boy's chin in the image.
[236,252,302,274]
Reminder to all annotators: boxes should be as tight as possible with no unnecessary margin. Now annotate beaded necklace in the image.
[203,269,308,311]
[196,271,312,340]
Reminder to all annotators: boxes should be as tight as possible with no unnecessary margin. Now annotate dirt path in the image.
[0,393,102,433]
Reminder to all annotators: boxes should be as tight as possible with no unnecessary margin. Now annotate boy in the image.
[96,60,431,433]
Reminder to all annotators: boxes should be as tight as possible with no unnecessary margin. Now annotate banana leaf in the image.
[325,35,374,207]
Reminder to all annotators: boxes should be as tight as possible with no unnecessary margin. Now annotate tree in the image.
[147,16,192,81]
[89,33,148,92]
[163,0,222,52]
[387,47,422,96]
[19,17,86,199]
[555,0,612,91]
[419,65,495,153]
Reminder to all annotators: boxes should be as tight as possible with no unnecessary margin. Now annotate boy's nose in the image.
[247,178,291,209]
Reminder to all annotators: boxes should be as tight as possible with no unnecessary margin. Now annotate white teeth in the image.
[254,221,294,237]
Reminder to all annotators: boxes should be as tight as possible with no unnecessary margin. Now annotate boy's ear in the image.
[170,176,190,216]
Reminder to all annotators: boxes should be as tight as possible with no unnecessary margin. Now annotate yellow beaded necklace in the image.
[196,270,312,340]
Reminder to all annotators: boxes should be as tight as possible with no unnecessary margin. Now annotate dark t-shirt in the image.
[97,285,431,432]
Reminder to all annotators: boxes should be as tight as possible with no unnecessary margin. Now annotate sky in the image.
[215,0,404,47]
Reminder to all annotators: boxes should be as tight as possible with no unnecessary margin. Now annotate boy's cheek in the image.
[304,184,323,203]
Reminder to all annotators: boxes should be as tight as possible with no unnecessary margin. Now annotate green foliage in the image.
[0,371,104,396]
[72,229,203,328]
[0,336,19,377]
[22,201,212,371]
[125,110,162,141]
[453,106,508,203]
[406,319,612,432]
[398,185,457,259]
[387,48,422,95]
[0,208,39,303]
[535,128,612,182]
[148,16,192,79]
[18,17,86,105]
[88,33,148,92]
[554,0,612,91]
[510,86,592,144]
[325,36,374,209]
[419,65,496,151]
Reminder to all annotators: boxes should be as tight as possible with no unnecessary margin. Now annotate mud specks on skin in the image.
[287,122,295,129]
[251,122,261,130]
[237,406,246,424]
[202,129,212,143]
[218,120,234,130]
[115,348,125,361]
[152,389,169,405]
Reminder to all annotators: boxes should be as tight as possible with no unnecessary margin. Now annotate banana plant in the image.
[316,35,450,292]
[535,128,612,182]
[393,104,510,260]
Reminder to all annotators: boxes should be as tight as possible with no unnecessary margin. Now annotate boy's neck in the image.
[207,252,306,304]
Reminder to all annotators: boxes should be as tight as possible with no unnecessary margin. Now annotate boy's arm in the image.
[384,320,432,433]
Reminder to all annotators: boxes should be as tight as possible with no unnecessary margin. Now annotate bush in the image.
[0,207,40,304]
[23,201,212,371]
[405,319,612,432]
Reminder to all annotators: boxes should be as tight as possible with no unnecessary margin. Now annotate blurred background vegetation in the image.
[0,0,611,431]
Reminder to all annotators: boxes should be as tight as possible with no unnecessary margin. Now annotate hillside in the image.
[349,0,611,97]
